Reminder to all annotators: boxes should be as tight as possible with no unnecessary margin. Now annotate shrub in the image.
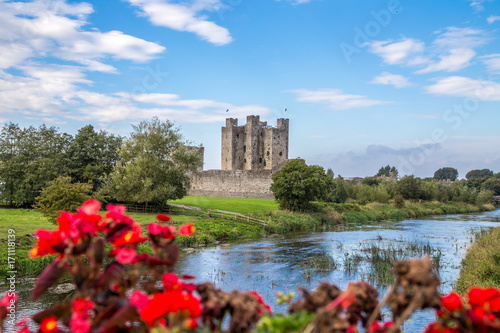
[393,194,405,208]
[34,175,93,223]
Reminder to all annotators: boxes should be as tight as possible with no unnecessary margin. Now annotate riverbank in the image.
[455,226,500,295]
[0,200,494,278]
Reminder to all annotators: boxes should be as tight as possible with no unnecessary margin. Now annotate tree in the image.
[101,117,202,208]
[271,159,333,211]
[67,125,122,190]
[397,175,421,200]
[433,167,458,181]
[327,175,348,203]
[34,176,93,223]
[466,169,494,179]
[482,178,500,196]
[376,165,398,178]
[0,123,72,206]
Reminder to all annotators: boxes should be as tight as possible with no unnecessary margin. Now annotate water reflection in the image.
[176,209,500,332]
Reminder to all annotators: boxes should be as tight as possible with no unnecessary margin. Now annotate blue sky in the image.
[1,0,500,178]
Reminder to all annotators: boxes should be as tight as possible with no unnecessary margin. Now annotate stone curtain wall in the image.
[188,170,274,199]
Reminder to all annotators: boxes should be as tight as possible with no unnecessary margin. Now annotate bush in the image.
[393,194,405,208]
[271,159,333,211]
[34,175,93,223]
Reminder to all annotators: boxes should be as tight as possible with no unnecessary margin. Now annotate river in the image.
[4,209,500,332]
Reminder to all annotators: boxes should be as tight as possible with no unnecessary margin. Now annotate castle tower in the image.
[221,115,289,171]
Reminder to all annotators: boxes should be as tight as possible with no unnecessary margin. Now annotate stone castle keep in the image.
[189,115,289,198]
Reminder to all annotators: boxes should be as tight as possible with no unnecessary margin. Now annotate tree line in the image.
[0,118,202,209]
[271,160,498,211]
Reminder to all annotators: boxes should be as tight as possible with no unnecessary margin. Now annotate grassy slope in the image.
[455,227,500,295]
[170,196,279,214]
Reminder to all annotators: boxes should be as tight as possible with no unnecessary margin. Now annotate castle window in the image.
[267,151,270,156]
[243,145,246,153]
[264,161,266,166]
[244,158,247,163]
[259,158,262,163]
[279,151,282,156]
[236,134,239,138]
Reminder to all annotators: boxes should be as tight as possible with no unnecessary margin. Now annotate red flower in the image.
[183,318,198,330]
[73,299,94,314]
[139,291,201,326]
[40,316,58,333]
[179,223,195,236]
[116,248,137,264]
[163,273,181,291]
[156,214,172,222]
[441,292,463,313]
[70,299,93,333]
[468,287,500,309]
[113,223,147,247]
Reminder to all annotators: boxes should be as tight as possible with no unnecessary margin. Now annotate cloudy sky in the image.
[1,0,500,178]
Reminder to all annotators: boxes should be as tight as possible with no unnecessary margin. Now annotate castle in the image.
[189,115,289,198]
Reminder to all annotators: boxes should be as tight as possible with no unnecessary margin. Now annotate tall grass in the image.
[455,227,500,295]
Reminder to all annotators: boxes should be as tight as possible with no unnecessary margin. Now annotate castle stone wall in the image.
[221,115,288,171]
[188,170,274,199]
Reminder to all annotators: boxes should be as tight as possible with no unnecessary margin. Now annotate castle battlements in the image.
[221,115,289,171]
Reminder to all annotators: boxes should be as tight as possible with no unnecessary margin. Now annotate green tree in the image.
[482,178,500,196]
[397,175,421,200]
[466,169,494,179]
[0,123,72,206]
[34,176,93,223]
[375,165,398,178]
[271,159,333,211]
[100,117,202,208]
[362,177,381,186]
[433,167,459,181]
[327,176,348,204]
[67,125,122,190]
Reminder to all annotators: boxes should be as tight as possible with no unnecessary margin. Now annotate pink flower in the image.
[116,248,137,264]
[148,223,162,235]
[130,291,149,310]
[78,199,101,215]
[0,292,17,307]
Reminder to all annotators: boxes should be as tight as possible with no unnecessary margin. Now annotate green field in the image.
[169,195,279,214]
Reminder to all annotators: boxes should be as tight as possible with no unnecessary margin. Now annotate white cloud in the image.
[432,27,488,49]
[289,88,391,110]
[125,0,232,45]
[468,0,485,12]
[416,48,476,74]
[487,15,500,23]
[369,72,411,88]
[481,54,500,73]
[425,76,500,101]
[368,27,488,74]
[0,0,165,72]
[367,38,426,65]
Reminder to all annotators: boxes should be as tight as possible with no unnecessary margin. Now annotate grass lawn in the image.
[0,207,266,278]
[169,195,279,214]
[0,208,54,237]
